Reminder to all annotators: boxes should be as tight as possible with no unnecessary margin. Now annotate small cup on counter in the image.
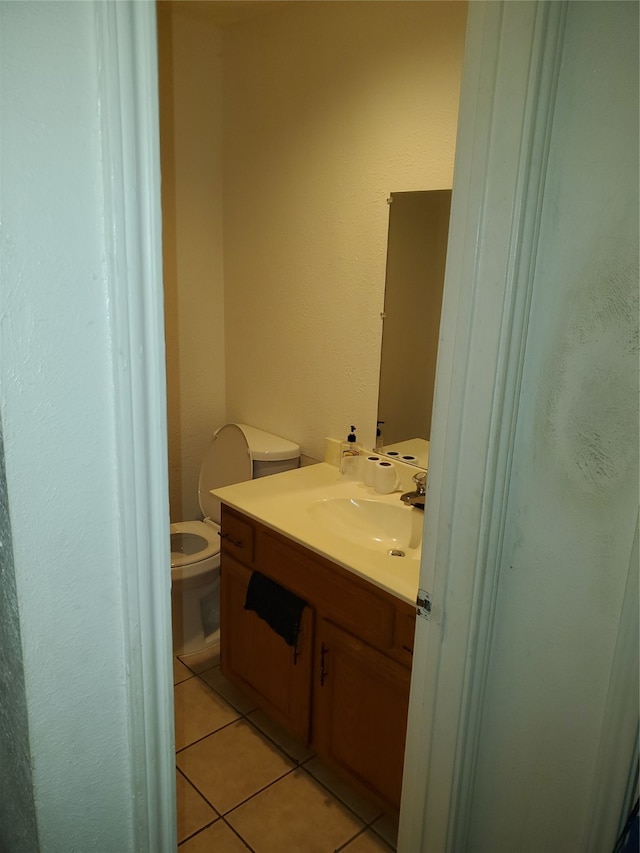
[373,459,399,494]
[362,455,381,486]
[400,454,418,465]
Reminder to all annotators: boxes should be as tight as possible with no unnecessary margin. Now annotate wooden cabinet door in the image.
[313,619,411,812]
[220,554,313,743]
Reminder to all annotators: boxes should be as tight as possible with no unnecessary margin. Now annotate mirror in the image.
[376,189,452,469]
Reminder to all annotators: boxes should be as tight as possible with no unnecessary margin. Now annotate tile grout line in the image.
[175,713,246,756]
[175,706,302,826]
[177,816,218,848]
[191,668,310,764]
[178,675,392,824]
[175,764,220,815]
[179,729,381,842]
[175,766,220,847]
[221,815,257,852]
[177,815,257,852]
[297,761,386,826]
[175,659,398,851]
[219,763,301,819]
[334,824,395,853]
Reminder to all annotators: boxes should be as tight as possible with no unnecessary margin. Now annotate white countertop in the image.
[211,462,423,605]
[380,437,430,470]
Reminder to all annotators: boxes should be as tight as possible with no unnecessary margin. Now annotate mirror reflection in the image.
[376,189,452,468]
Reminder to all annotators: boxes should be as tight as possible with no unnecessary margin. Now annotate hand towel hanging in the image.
[244,571,307,648]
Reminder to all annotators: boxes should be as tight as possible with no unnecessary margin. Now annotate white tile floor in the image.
[174,648,398,852]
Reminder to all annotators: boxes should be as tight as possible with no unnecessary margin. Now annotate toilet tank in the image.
[236,423,300,478]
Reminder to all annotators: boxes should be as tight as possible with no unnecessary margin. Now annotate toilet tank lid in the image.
[235,424,300,462]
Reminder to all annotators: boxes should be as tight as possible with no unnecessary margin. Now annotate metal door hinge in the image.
[416,588,432,620]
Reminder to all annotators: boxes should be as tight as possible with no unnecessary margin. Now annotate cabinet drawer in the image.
[258,529,395,652]
[393,605,416,667]
[220,506,255,566]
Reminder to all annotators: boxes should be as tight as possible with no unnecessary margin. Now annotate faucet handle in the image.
[412,471,427,495]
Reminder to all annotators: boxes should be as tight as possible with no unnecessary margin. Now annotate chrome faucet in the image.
[400,471,427,510]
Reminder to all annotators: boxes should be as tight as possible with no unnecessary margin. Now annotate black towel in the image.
[244,571,306,648]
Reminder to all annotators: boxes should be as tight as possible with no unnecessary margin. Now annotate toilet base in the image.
[171,571,220,657]
[174,628,220,659]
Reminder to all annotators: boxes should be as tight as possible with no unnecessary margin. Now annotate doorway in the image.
[156,1,467,848]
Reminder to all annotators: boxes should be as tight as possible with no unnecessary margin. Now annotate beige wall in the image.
[158,3,226,521]
[224,1,467,462]
[159,1,467,520]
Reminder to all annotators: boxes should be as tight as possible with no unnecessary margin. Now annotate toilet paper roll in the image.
[400,454,418,465]
[374,460,399,494]
[363,455,381,486]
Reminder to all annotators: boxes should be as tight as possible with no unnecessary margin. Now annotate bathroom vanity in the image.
[213,462,421,814]
[219,505,414,813]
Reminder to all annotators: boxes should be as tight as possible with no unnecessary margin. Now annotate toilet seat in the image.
[169,423,299,656]
[170,519,220,573]
[199,423,253,524]
[169,424,251,578]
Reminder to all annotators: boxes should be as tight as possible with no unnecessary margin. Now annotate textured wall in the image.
[223,2,467,461]
[159,2,466,518]
[465,3,639,850]
[0,422,39,852]
[158,5,227,522]
[0,2,137,848]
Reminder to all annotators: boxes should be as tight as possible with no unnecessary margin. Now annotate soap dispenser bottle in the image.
[340,425,360,478]
[376,421,385,451]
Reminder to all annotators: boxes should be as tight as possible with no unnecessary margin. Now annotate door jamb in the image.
[399,3,568,849]
[96,3,176,850]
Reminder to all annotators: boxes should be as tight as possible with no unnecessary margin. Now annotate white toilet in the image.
[170,423,300,656]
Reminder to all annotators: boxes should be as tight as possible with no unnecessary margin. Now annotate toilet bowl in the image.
[170,423,300,656]
[170,519,221,656]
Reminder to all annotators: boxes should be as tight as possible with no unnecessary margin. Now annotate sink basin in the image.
[308,497,423,555]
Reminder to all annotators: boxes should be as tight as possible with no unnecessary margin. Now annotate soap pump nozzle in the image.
[340,425,360,477]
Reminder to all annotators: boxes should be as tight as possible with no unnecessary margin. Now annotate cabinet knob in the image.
[320,642,328,686]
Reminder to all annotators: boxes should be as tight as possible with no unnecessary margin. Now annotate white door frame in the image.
[399,2,569,850]
[102,2,635,851]
[96,3,176,850]
[101,1,565,847]
[401,1,638,850]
